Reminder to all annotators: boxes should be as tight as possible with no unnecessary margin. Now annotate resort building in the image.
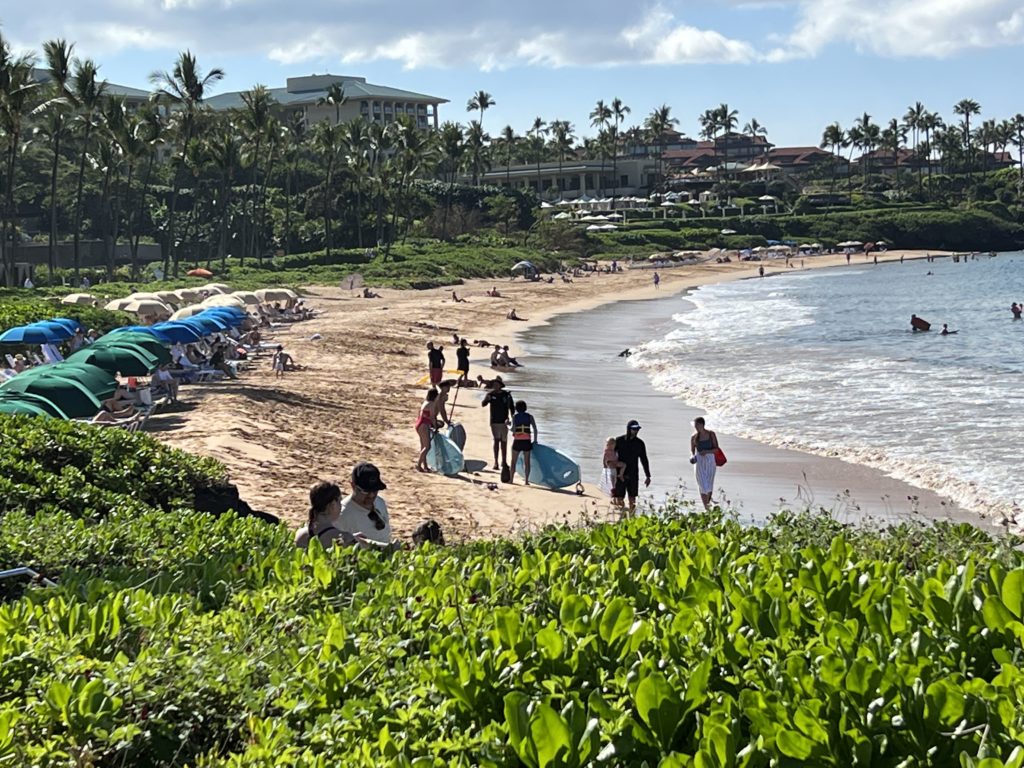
[478,158,657,200]
[29,68,152,111]
[205,74,447,129]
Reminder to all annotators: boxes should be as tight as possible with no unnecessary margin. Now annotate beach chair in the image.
[41,344,64,364]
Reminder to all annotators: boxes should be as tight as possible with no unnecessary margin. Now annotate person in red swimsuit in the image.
[415,388,441,472]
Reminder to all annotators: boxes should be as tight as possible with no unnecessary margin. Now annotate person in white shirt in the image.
[294,463,393,550]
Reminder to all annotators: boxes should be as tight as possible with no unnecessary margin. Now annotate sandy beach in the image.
[151,249,988,541]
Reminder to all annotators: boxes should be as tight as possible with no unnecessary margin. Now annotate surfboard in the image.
[416,369,463,385]
[428,431,465,476]
[446,422,467,450]
[515,443,581,489]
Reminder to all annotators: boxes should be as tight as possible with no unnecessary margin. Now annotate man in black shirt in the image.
[456,338,470,383]
[614,419,651,515]
[482,379,515,471]
[427,341,445,385]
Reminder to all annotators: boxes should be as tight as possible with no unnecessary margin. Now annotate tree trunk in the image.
[256,139,277,265]
[72,121,94,284]
[166,120,195,279]
[131,152,155,281]
[284,163,293,255]
[323,163,333,264]
[48,131,62,280]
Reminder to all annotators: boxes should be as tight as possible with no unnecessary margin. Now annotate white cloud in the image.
[2,0,1021,72]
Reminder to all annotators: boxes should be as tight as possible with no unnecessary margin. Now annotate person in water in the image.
[508,400,538,485]
[1011,302,1022,320]
[940,324,958,335]
[690,416,720,510]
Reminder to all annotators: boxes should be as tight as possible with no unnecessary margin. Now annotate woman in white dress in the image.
[689,417,719,510]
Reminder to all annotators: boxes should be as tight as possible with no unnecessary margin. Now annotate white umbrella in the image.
[230,291,262,306]
[553,212,571,220]
[255,288,295,303]
[837,240,863,247]
[539,201,554,209]
[174,288,202,303]
[170,305,207,320]
[599,224,618,231]
[126,292,164,302]
[758,195,776,202]
[61,293,98,306]
[721,229,737,235]
[660,201,675,208]
[585,224,602,231]
[120,299,172,316]
[155,291,181,306]
[607,213,623,220]
[103,298,133,311]
[202,294,246,308]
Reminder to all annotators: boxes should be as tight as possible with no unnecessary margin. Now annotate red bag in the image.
[714,448,728,467]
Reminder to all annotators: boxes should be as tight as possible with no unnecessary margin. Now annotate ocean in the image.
[628,252,1024,520]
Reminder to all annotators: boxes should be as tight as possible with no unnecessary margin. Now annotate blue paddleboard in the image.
[428,431,465,476]
[515,443,581,488]
[446,422,467,450]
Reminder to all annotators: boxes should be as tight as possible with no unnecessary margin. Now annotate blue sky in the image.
[4,1,1023,148]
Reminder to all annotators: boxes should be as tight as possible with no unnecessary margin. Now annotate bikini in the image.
[414,404,433,430]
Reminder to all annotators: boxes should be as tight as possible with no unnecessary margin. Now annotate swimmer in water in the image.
[940,324,958,335]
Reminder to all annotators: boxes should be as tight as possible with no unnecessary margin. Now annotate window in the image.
[620,174,630,187]
[372,101,381,112]
[360,100,369,109]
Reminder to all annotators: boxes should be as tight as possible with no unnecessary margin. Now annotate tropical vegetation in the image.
[3,29,1023,290]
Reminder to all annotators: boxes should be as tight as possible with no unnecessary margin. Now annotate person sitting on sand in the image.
[476,373,504,390]
[473,339,493,347]
[451,291,468,303]
[209,343,238,379]
[501,346,522,367]
[362,287,381,298]
[506,308,525,321]
[490,345,507,367]
[486,286,502,298]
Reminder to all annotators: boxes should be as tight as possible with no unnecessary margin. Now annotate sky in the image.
[4,1,1023,148]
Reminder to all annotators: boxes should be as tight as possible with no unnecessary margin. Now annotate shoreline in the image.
[152,248,997,541]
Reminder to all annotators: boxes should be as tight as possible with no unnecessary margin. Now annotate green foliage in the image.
[0,295,126,334]
[2,415,1024,768]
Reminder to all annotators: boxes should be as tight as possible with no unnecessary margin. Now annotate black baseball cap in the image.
[627,420,641,431]
[352,462,387,491]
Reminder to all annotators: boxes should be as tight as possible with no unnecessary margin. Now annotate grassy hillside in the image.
[2,416,1024,766]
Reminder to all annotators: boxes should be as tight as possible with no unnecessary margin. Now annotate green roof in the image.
[205,74,447,111]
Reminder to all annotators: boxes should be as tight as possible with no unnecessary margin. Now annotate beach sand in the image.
[152,249,987,541]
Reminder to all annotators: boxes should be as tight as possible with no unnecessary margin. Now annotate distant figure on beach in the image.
[490,345,506,367]
[415,388,442,472]
[476,373,503,390]
[940,324,958,335]
[272,345,293,378]
[508,400,538,485]
[873,255,878,265]
[362,287,381,298]
[690,417,720,511]
[507,308,525,321]
[426,341,445,385]
[618,348,632,358]
[487,286,502,298]
[1011,302,1022,320]
[613,420,651,516]
[451,291,468,303]
[456,338,470,382]
[601,436,626,509]
[758,265,765,278]
[482,378,516,472]
[653,272,660,289]
[911,314,931,332]
[846,253,851,265]
[501,346,522,367]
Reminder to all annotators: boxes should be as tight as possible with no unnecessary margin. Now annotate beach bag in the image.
[598,467,617,496]
[714,448,728,467]
[500,463,511,483]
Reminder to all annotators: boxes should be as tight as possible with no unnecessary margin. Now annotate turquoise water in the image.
[629,253,1024,519]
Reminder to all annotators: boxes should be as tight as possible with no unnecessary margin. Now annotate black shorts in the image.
[512,439,533,452]
[613,474,639,498]
[457,363,469,374]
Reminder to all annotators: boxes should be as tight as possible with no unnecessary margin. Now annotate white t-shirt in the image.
[337,494,391,545]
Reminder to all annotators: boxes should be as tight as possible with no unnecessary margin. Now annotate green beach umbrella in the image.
[90,335,172,365]
[67,345,160,377]
[7,362,118,399]
[0,393,70,419]
[0,375,104,419]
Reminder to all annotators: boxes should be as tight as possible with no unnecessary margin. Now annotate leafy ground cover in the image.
[2,417,1024,766]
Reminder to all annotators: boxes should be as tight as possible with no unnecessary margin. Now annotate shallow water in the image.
[629,252,1024,519]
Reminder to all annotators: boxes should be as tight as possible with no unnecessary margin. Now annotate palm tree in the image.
[715,103,738,183]
[589,100,611,195]
[609,97,630,206]
[464,119,489,185]
[852,112,879,190]
[437,121,464,239]
[528,116,547,198]
[69,58,107,283]
[466,90,494,129]
[902,101,926,191]
[953,98,981,180]
[37,39,75,278]
[499,124,517,188]
[1011,114,1024,191]
[820,122,848,199]
[920,110,943,187]
[342,118,371,248]
[0,34,38,285]
[549,120,574,200]
[386,115,431,256]
[316,82,346,124]
[239,85,274,262]
[312,120,342,261]
[205,120,242,268]
[150,50,225,277]
[282,110,306,254]
[644,104,677,192]
[110,105,155,279]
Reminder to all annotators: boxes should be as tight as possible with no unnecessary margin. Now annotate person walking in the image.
[426,342,445,385]
[690,417,720,510]
[613,420,651,515]
[508,400,538,485]
[456,338,470,382]
[653,271,660,289]
[482,379,516,474]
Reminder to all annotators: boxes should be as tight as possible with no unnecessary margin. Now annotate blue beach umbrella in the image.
[48,317,82,333]
[0,325,65,345]
[151,322,203,344]
[31,321,75,340]
[185,315,230,334]
[200,309,244,326]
